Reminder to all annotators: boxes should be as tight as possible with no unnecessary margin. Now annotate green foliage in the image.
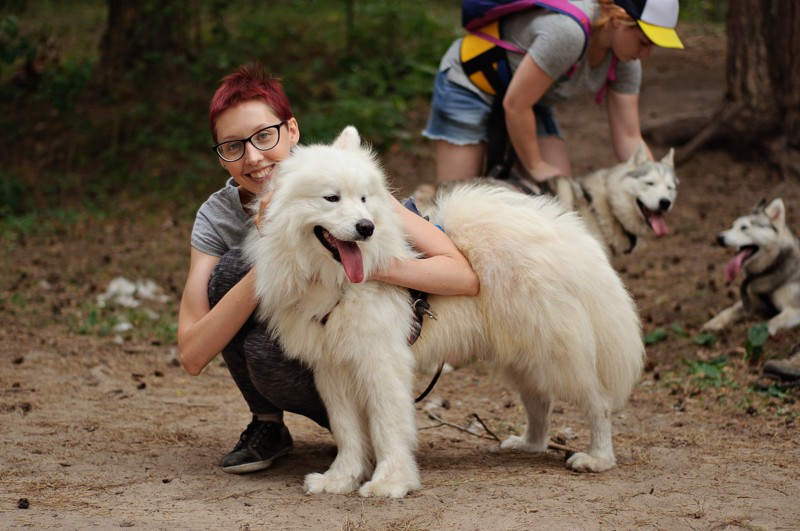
[69,300,178,345]
[745,322,769,362]
[678,0,726,23]
[644,327,668,345]
[680,355,737,389]
[1,0,461,216]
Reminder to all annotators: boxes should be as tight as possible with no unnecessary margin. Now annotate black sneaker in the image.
[220,418,293,474]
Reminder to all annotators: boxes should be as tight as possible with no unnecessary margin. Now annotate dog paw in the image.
[358,477,419,499]
[500,435,547,453]
[565,452,616,473]
[303,472,360,495]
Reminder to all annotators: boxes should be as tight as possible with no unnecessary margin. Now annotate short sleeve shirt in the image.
[438,0,641,105]
[191,178,253,257]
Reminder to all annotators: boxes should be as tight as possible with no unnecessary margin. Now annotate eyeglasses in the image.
[212,121,287,162]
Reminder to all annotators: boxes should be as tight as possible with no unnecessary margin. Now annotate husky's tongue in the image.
[334,239,364,283]
[647,212,669,237]
[724,250,750,283]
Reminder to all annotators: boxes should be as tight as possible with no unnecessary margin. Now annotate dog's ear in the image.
[764,198,786,225]
[628,142,649,167]
[660,148,675,168]
[332,126,362,151]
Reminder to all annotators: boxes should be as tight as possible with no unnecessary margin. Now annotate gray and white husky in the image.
[703,198,800,336]
[558,144,678,256]
[414,144,678,257]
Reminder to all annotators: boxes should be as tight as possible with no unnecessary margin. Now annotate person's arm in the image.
[370,197,480,296]
[503,54,564,182]
[177,249,258,375]
[606,89,653,162]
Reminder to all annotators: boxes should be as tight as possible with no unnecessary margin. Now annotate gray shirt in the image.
[439,0,641,105]
[191,178,253,257]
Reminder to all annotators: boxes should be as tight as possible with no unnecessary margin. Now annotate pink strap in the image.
[594,54,619,105]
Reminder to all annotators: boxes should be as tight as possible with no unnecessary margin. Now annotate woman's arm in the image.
[503,54,563,182]
[177,249,258,375]
[370,197,480,296]
[606,89,652,162]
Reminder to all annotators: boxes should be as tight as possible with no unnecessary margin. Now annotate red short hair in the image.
[208,64,293,143]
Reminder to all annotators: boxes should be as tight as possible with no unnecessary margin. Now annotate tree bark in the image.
[669,0,800,179]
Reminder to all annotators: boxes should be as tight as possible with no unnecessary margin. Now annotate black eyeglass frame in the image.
[212,120,288,162]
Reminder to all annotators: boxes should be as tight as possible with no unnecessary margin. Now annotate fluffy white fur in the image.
[244,126,645,498]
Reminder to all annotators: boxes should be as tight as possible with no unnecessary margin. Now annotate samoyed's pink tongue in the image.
[648,213,669,237]
[335,240,364,283]
[724,250,749,283]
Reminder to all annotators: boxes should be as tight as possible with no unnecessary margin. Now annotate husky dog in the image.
[703,198,800,336]
[414,144,678,257]
[245,127,644,498]
[565,144,678,256]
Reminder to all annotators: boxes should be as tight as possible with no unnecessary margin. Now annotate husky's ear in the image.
[332,126,362,151]
[764,198,786,225]
[660,148,675,168]
[629,142,649,166]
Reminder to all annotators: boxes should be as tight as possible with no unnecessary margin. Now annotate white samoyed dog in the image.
[244,126,644,498]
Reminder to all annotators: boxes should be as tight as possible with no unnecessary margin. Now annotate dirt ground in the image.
[2,23,799,530]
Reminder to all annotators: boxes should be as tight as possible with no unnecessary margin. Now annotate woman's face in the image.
[214,99,299,198]
[612,21,654,62]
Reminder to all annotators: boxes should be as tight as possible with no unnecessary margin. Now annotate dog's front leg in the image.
[304,365,371,495]
[703,300,745,331]
[357,347,421,499]
[768,307,800,336]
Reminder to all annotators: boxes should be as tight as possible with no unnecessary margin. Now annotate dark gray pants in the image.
[208,248,329,429]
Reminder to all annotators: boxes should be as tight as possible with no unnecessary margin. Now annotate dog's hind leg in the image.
[499,369,552,453]
[304,364,372,495]
[566,395,617,473]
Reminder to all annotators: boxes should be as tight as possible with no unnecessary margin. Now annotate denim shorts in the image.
[422,69,562,145]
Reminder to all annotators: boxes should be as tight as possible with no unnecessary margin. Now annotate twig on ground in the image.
[423,411,579,454]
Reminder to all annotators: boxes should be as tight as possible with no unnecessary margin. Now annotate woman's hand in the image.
[254,190,274,235]
[527,160,566,183]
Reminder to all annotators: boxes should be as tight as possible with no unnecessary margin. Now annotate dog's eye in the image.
[324,195,340,203]
[361,196,366,203]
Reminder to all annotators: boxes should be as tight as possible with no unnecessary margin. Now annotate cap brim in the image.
[638,20,684,49]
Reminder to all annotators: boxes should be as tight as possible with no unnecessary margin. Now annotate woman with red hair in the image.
[177,64,478,474]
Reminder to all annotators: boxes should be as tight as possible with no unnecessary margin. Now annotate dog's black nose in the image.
[716,234,725,246]
[356,219,374,238]
[659,198,672,211]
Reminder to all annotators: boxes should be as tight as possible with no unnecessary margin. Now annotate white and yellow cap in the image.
[614,0,684,49]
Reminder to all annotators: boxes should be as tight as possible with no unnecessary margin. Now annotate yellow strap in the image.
[460,21,501,95]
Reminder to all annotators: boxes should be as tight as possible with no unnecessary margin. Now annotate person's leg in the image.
[242,327,329,429]
[422,69,491,182]
[208,248,327,474]
[208,248,282,418]
[434,141,485,182]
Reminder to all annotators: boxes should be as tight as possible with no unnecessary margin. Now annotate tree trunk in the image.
[652,0,800,179]
[97,0,196,98]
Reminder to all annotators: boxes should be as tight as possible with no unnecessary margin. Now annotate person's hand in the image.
[527,160,565,183]
[254,190,274,236]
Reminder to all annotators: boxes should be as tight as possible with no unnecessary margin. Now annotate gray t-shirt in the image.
[191,178,253,257]
[439,0,641,104]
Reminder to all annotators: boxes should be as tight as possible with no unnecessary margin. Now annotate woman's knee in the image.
[208,248,249,307]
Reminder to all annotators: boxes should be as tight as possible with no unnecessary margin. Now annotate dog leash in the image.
[408,291,445,403]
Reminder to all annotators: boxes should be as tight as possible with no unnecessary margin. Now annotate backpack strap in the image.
[594,53,619,104]
[460,0,591,96]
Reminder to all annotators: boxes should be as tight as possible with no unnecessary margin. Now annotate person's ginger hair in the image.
[208,63,293,143]
[594,0,637,29]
